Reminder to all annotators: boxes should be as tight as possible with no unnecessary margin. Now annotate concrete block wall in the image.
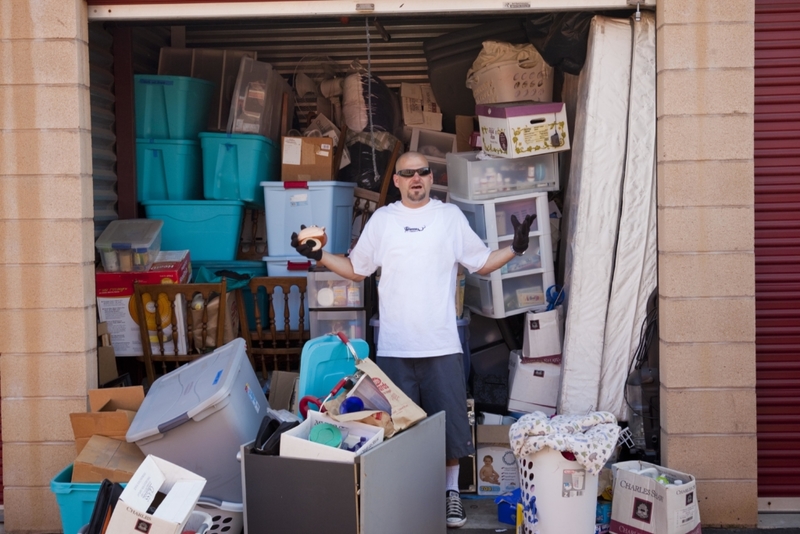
[0,1,96,532]
[656,0,757,526]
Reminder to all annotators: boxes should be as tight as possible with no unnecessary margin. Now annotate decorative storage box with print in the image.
[507,349,560,415]
[477,101,569,159]
[95,250,190,356]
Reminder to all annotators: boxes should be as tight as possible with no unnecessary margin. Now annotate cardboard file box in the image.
[242,412,445,534]
[105,455,206,534]
[477,101,570,159]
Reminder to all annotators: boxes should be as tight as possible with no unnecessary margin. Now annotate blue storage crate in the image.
[192,260,267,331]
[200,133,279,207]
[134,75,214,139]
[50,464,126,534]
[142,200,244,261]
[136,139,203,202]
[261,181,356,256]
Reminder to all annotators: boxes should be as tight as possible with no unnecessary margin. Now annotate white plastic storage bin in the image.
[310,309,366,340]
[307,269,364,309]
[125,338,266,503]
[446,151,558,200]
[95,219,163,273]
[261,181,356,256]
[263,255,312,331]
[464,270,555,319]
[450,192,548,242]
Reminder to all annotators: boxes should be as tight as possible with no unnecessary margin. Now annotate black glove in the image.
[290,225,323,261]
[511,214,536,254]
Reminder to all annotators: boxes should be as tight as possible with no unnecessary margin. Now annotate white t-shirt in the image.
[350,199,491,358]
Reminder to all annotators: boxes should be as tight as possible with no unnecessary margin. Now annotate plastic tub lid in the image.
[140,199,245,207]
[95,219,163,251]
[126,338,250,444]
[199,132,272,144]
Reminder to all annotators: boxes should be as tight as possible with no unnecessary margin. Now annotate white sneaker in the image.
[446,490,467,528]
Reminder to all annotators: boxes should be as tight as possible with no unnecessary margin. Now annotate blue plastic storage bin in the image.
[142,200,244,261]
[263,255,313,330]
[192,260,267,331]
[200,133,279,207]
[261,181,356,256]
[136,138,203,201]
[134,75,214,139]
[50,464,126,534]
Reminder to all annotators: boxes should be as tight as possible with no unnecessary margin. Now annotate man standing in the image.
[291,151,534,528]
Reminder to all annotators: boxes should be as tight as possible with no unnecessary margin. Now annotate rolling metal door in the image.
[755,0,800,498]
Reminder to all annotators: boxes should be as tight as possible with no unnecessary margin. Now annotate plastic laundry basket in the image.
[517,447,598,534]
[194,498,243,534]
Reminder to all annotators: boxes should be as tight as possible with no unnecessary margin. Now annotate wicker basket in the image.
[466,60,554,105]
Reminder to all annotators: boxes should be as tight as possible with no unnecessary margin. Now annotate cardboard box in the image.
[279,410,384,464]
[507,349,560,415]
[476,425,519,496]
[281,136,335,181]
[477,101,570,159]
[400,83,442,132]
[97,322,120,385]
[268,370,299,412]
[72,434,145,483]
[95,250,191,356]
[610,461,701,534]
[455,115,478,153]
[305,113,351,169]
[242,412,445,534]
[105,455,206,534]
[70,386,145,454]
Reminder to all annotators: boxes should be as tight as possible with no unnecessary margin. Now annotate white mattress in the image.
[598,12,658,421]
[557,16,633,416]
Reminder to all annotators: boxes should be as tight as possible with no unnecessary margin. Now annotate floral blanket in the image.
[509,411,620,475]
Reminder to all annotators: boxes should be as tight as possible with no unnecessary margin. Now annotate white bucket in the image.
[518,447,598,534]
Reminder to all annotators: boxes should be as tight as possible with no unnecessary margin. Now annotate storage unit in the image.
[95,218,163,273]
[134,74,214,140]
[142,199,244,261]
[261,181,356,256]
[464,268,554,318]
[199,132,279,207]
[126,338,266,503]
[306,266,369,340]
[241,412,446,534]
[450,192,547,243]
[136,138,203,201]
[446,151,559,200]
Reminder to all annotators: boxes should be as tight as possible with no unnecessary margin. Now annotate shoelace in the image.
[446,493,465,517]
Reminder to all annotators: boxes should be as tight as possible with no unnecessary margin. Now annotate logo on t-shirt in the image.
[404,225,426,232]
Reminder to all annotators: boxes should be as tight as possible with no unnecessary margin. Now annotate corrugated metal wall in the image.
[754,0,800,498]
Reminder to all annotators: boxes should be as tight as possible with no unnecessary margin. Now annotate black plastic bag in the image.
[524,12,595,75]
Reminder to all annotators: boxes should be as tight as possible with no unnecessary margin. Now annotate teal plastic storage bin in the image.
[142,200,244,261]
[50,464,126,534]
[136,139,203,201]
[200,133,279,207]
[261,181,356,256]
[192,260,267,331]
[134,75,214,139]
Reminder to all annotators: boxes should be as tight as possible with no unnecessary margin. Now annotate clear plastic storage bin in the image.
[95,219,163,273]
[410,128,457,159]
[464,270,555,319]
[447,151,558,200]
[136,138,203,202]
[499,235,549,275]
[310,309,366,340]
[308,269,364,308]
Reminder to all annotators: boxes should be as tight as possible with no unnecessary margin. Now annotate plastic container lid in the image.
[309,423,342,448]
[95,219,163,251]
[126,338,249,444]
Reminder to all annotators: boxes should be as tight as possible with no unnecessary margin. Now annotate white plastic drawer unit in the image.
[450,192,549,243]
[308,269,365,309]
[310,309,367,340]
[498,234,553,276]
[464,269,555,319]
[446,151,559,201]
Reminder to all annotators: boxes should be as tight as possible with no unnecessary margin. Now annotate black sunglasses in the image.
[396,167,432,178]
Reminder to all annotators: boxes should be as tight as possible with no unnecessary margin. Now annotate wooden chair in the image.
[351,138,403,241]
[237,276,311,376]
[133,281,228,385]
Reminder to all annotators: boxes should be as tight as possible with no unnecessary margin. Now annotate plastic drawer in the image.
[446,151,558,200]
